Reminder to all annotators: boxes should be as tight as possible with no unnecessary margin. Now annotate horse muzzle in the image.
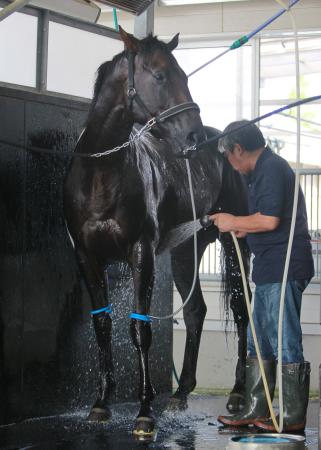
[172,123,205,158]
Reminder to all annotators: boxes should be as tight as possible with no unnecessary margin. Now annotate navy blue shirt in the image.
[245,147,314,285]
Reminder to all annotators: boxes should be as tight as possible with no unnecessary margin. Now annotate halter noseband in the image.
[126,50,200,124]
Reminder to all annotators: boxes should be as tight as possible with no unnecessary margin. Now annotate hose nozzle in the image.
[200,215,212,229]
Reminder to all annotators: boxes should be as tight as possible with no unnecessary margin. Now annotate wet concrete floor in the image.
[0,395,318,449]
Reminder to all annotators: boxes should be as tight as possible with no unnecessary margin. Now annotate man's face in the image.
[225,144,251,175]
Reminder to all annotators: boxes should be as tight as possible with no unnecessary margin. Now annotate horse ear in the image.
[119,26,139,53]
[167,33,179,52]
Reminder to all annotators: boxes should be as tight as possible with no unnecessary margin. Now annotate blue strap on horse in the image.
[91,305,112,316]
[130,312,153,322]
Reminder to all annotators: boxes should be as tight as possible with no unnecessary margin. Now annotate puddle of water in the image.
[0,396,318,450]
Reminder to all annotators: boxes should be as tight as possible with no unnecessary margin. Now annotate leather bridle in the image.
[126,50,200,124]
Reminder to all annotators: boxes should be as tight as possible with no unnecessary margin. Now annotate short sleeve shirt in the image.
[245,147,314,284]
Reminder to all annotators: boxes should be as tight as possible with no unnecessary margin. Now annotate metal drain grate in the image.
[97,0,155,15]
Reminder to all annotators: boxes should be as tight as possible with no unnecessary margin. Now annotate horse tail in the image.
[203,125,251,327]
[216,157,251,329]
[219,234,251,329]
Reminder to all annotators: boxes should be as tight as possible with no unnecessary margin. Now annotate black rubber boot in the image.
[255,361,310,432]
[218,358,276,427]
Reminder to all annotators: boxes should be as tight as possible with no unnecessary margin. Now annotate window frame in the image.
[0,0,120,96]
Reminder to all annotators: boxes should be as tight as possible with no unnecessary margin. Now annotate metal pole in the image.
[134,2,154,39]
[36,9,49,91]
[251,37,260,120]
[236,48,243,119]
[0,0,31,22]
[319,363,321,449]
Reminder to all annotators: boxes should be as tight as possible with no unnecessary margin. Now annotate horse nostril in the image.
[187,132,199,145]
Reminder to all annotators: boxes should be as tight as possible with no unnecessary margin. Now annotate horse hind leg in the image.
[168,232,209,411]
[226,305,248,414]
[76,247,115,422]
[219,234,250,414]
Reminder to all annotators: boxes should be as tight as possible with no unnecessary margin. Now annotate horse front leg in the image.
[76,247,115,422]
[169,236,208,411]
[130,237,156,437]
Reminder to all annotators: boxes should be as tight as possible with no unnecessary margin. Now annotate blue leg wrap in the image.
[91,305,112,316]
[130,312,152,322]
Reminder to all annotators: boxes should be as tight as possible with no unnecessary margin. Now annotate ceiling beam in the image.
[97,0,155,16]
[0,0,31,22]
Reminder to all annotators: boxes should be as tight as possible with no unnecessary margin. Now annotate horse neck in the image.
[78,61,133,153]
[86,108,133,155]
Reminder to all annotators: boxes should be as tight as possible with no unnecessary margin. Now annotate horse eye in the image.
[154,72,165,82]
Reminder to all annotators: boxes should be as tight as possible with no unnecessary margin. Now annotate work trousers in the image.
[247,280,310,364]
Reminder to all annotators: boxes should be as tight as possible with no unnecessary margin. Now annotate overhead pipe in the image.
[188,0,301,78]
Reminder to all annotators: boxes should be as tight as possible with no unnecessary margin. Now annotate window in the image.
[47,22,123,98]
[174,43,252,129]
[260,34,321,169]
[175,34,321,280]
[0,10,37,87]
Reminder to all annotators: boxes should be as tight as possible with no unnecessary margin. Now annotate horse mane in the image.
[218,161,250,330]
[87,53,124,121]
[135,34,173,55]
[130,124,173,158]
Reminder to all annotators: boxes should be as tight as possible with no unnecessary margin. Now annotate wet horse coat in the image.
[63,28,250,435]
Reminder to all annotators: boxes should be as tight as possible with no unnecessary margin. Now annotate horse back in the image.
[203,126,248,216]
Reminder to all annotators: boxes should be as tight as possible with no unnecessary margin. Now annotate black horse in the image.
[63,27,250,436]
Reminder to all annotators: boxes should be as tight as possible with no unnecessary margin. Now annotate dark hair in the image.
[218,120,266,153]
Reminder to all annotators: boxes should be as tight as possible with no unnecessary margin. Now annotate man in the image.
[211,120,314,432]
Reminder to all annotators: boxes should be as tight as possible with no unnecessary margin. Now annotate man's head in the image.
[218,120,266,174]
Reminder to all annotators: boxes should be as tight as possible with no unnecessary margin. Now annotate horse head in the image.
[118,27,205,153]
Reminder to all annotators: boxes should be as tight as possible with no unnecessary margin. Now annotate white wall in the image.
[173,280,321,390]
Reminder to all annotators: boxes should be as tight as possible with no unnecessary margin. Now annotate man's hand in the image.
[210,213,247,238]
[210,211,280,235]
[210,213,236,232]
[234,230,247,238]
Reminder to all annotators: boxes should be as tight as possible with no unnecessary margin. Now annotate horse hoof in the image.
[87,406,112,422]
[165,396,188,412]
[226,393,245,414]
[133,416,156,438]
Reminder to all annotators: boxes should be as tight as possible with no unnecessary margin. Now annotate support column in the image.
[0,0,31,22]
[36,9,49,92]
[319,363,321,449]
[134,3,154,39]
